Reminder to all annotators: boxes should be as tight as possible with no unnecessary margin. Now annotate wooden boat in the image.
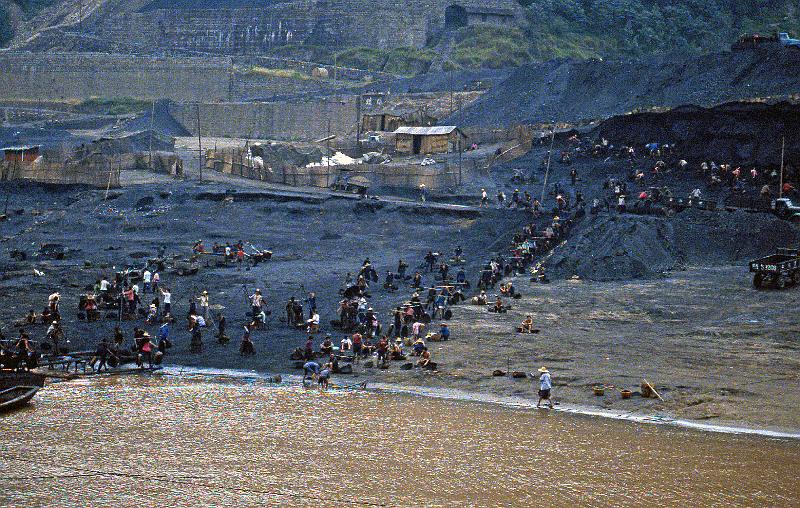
[0,385,39,413]
[0,371,45,390]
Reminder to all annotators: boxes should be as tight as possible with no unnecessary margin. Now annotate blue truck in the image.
[733,32,800,50]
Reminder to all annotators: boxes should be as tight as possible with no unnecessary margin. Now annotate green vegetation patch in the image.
[451,25,532,69]
[74,97,150,116]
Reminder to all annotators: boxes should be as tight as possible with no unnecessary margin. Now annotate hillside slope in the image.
[3,0,800,72]
[447,47,800,127]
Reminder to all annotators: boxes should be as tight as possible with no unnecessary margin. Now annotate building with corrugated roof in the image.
[393,126,466,155]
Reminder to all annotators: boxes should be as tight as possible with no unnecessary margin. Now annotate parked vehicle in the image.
[779,32,800,48]
[772,197,800,222]
[749,248,800,289]
[732,32,800,50]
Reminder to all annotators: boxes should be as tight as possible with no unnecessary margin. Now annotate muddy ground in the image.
[0,177,524,374]
[378,265,800,431]
[2,130,799,431]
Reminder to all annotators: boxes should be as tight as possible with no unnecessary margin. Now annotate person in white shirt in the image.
[143,270,152,292]
[160,287,171,315]
[307,312,320,333]
[250,289,263,317]
[198,290,209,319]
[536,366,554,409]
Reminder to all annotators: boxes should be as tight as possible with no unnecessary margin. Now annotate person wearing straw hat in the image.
[198,290,210,320]
[536,367,554,409]
[249,288,263,318]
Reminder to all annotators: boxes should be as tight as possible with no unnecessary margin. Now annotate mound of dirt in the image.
[548,215,679,281]
[121,100,190,137]
[673,208,800,264]
[449,47,800,127]
[596,101,800,167]
[548,210,800,281]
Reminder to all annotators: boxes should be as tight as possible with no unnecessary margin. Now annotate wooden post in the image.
[458,135,463,185]
[148,100,155,170]
[779,136,785,198]
[540,124,556,205]
[196,104,203,182]
[327,112,332,189]
[449,69,454,116]
[355,95,361,150]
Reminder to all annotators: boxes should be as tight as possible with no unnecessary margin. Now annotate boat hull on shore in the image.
[0,385,40,413]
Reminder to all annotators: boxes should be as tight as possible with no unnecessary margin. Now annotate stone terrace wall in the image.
[75,0,521,53]
[0,52,232,102]
[94,4,317,55]
[169,99,360,142]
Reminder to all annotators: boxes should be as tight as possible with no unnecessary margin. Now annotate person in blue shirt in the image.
[318,365,331,391]
[439,323,450,341]
[303,361,320,382]
[157,322,171,353]
[537,366,554,409]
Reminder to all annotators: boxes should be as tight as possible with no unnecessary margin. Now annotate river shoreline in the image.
[145,364,800,440]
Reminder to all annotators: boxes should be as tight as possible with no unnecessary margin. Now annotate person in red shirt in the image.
[123,286,135,316]
[236,247,245,270]
[352,332,362,363]
[377,336,388,367]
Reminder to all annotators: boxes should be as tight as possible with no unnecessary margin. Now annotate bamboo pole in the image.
[540,125,556,205]
[642,378,664,401]
[779,136,785,198]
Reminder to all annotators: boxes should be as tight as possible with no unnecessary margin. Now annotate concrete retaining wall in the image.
[169,99,360,142]
[0,52,232,102]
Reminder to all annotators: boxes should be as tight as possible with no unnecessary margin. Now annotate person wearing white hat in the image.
[198,290,210,319]
[249,289,263,318]
[537,367,554,409]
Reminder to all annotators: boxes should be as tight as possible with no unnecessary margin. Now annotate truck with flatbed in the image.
[772,197,800,222]
[732,32,800,50]
[749,248,800,289]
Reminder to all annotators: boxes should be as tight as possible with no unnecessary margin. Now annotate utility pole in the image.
[779,136,785,198]
[458,135,463,186]
[148,100,155,170]
[196,104,203,182]
[449,69,454,116]
[540,123,556,205]
[333,54,338,89]
[327,109,332,188]
[355,94,361,150]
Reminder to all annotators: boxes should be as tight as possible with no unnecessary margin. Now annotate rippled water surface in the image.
[2,375,799,507]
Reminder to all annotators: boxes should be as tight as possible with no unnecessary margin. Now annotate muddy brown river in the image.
[2,374,799,507]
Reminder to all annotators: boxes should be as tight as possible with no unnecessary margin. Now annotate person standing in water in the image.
[536,366,554,409]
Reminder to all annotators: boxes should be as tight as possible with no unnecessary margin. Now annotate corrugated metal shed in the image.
[393,126,460,136]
